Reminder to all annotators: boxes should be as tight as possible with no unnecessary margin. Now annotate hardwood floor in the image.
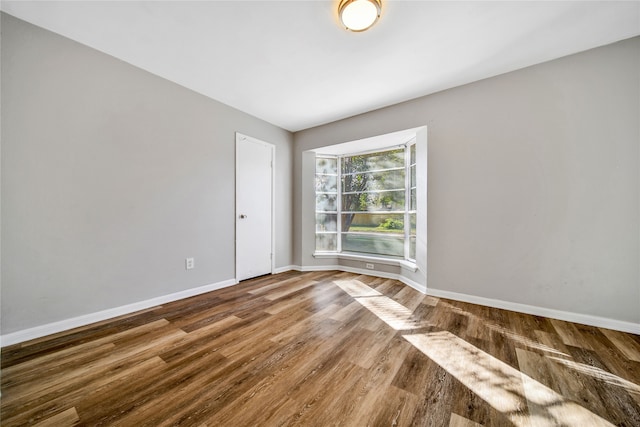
[2,270,639,426]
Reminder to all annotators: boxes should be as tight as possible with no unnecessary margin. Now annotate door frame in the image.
[235,132,276,281]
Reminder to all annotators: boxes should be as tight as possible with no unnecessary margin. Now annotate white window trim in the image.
[313,251,418,272]
[315,141,416,261]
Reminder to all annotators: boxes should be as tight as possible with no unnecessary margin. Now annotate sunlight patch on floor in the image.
[334,279,423,330]
[548,356,640,396]
[334,279,383,298]
[441,301,571,358]
[332,277,618,425]
[355,295,422,330]
[404,331,615,427]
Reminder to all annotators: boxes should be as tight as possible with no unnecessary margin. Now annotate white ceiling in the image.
[2,1,639,132]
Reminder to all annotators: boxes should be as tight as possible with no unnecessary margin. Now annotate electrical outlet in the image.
[365,263,375,270]
[185,258,195,270]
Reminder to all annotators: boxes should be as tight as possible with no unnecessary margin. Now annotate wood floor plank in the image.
[2,322,181,405]
[372,278,405,295]
[405,330,530,426]
[269,303,343,343]
[247,274,308,295]
[0,309,166,368]
[550,318,596,350]
[600,328,640,362]
[2,319,169,380]
[1,342,116,389]
[32,407,79,427]
[3,356,168,427]
[329,300,363,322]
[534,329,573,358]
[353,326,398,369]
[516,347,610,423]
[277,358,367,426]
[343,335,414,425]
[262,279,318,301]
[218,309,312,359]
[160,329,350,426]
[449,413,483,427]
[2,270,639,426]
[566,346,640,426]
[270,318,371,401]
[392,285,424,312]
[449,378,495,426]
[368,385,421,426]
[263,283,331,315]
[179,303,270,334]
[585,330,640,406]
[108,338,284,426]
[203,319,364,426]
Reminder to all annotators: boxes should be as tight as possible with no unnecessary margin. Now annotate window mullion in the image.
[336,156,342,253]
[404,145,410,261]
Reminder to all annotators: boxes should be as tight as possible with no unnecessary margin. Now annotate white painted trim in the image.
[299,264,427,294]
[313,252,418,272]
[397,275,425,294]
[1,278,238,347]
[273,265,301,274]
[427,287,640,335]
[270,144,276,274]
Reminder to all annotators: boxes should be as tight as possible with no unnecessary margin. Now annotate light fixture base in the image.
[338,0,382,32]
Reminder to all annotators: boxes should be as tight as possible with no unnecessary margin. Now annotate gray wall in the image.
[294,37,639,324]
[1,14,293,334]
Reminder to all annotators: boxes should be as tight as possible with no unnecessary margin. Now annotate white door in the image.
[236,133,274,281]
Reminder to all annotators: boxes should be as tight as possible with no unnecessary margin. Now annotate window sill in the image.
[313,252,417,272]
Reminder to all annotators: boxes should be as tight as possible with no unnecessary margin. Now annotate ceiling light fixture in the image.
[338,0,382,32]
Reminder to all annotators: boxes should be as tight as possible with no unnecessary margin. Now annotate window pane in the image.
[342,233,404,257]
[409,213,416,235]
[342,169,405,192]
[341,171,368,195]
[316,233,337,251]
[410,165,416,188]
[316,174,337,192]
[316,194,337,212]
[316,157,337,175]
[342,149,404,173]
[341,213,404,234]
[342,190,405,212]
[410,144,416,165]
[316,214,337,232]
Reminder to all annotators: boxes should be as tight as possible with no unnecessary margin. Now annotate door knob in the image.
[240,214,247,219]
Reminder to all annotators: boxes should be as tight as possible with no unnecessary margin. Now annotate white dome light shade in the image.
[339,0,381,32]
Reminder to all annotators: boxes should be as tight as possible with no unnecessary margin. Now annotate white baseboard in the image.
[273,265,301,274]
[427,287,640,335]
[0,278,238,347]
[397,275,425,294]
[297,264,427,294]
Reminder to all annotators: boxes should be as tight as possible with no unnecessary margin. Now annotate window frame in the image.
[315,140,416,262]
[314,156,340,252]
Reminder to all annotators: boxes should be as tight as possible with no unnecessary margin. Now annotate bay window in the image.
[315,140,416,261]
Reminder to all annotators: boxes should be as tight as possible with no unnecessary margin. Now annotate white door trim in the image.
[235,132,275,281]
